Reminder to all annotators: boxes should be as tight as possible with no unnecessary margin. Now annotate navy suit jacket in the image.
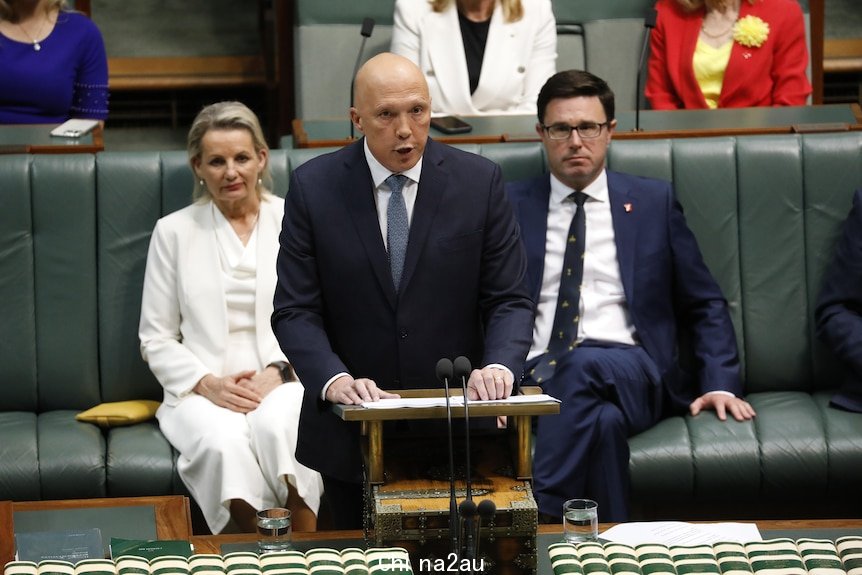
[815,189,862,413]
[506,171,741,410]
[272,138,534,481]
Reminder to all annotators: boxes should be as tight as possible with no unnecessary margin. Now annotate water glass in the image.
[256,507,292,553]
[562,498,598,543]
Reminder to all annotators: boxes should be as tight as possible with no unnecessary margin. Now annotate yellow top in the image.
[693,38,733,109]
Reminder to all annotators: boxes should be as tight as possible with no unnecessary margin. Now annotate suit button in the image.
[400,329,408,339]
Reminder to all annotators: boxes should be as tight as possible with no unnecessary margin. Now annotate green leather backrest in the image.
[0,156,38,411]
[296,0,396,24]
[553,0,657,111]
[609,132,862,394]
[33,155,101,411]
[478,141,547,183]
[294,0,395,119]
[802,133,862,384]
[97,153,164,403]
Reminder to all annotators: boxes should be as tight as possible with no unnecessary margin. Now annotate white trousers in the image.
[157,383,324,533]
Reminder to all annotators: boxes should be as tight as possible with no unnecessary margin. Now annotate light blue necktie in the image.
[386,174,409,291]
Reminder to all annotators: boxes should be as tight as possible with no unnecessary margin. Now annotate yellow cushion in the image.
[75,400,161,428]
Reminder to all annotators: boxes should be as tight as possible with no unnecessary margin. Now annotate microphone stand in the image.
[635,8,658,132]
[349,18,375,140]
[453,356,475,567]
[435,358,460,558]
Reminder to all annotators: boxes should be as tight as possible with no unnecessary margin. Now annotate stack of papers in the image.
[360,394,560,409]
[600,521,762,545]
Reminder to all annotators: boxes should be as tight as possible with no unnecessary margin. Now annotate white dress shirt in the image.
[364,139,424,243]
[528,170,637,360]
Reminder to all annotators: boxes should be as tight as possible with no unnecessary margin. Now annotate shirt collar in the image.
[550,169,609,206]
[363,138,424,188]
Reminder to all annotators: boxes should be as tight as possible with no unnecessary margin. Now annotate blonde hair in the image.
[0,0,67,22]
[187,101,272,202]
[674,0,755,11]
[430,0,523,23]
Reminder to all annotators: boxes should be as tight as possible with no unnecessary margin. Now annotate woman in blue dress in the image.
[0,0,108,123]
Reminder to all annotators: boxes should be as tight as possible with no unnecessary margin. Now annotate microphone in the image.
[634,8,658,132]
[474,499,497,567]
[349,17,376,141]
[453,356,474,564]
[458,499,478,564]
[435,357,459,557]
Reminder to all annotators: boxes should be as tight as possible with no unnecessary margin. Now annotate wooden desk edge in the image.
[187,519,862,555]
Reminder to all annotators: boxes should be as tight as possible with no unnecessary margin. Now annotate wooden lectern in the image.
[333,387,559,575]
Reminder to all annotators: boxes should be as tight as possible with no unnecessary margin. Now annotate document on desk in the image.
[360,394,560,409]
[601,521,762,545]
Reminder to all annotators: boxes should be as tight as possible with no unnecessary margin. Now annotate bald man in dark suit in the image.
[272,53,533,528]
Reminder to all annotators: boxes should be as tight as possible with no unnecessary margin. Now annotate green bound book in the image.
[109,540,193,561]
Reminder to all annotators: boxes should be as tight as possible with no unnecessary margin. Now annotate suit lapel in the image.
[471,3,508,110]
[189,203,229,355]
[607,172,638,307]
[341,141,399,309]
[517,177,552,303]
[426,5,474,113]
[682,12,707,107]
[718,0,755,106]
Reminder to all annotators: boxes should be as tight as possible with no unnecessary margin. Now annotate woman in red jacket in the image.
[646,0,811,109]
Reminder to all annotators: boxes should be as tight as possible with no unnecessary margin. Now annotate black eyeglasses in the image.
[542,122,609,140]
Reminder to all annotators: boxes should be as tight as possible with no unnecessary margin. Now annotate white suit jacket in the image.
[391,0,557,116]
[139,195,287,406]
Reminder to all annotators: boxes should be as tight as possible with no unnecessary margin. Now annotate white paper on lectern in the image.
[600,521,762,545]
[360,393,560,409]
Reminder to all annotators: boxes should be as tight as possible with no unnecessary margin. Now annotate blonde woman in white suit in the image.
[391,0,557,116]
[139,101,323,534]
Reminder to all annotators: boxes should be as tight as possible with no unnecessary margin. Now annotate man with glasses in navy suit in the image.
[506,70,756,523]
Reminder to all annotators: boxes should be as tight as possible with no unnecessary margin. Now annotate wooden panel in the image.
[809,0,824,104]
[108,56,266,90]
[0,501,13,566]
[10,496,192,539]
[825,39,862,74]
[73,0,91,16]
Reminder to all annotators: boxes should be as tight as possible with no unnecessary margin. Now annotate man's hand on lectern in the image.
[326,375,401,405]
[466,366,513,401]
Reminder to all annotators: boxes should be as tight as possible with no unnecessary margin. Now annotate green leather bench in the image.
[1,132,861,522]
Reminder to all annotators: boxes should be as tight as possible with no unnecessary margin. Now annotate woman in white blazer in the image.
[139,102,323,534]
[391,0,557,116]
